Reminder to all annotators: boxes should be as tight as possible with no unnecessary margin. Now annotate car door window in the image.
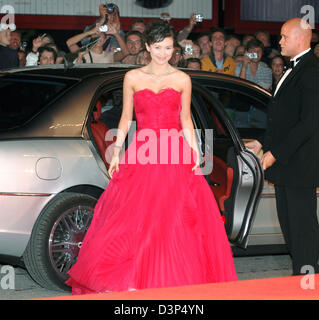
[192,84,264,247]
[98,88,136,143]
[99,89,124,130]
[0,78,75,131]
[207,88,267,140]
[89,87,137,166]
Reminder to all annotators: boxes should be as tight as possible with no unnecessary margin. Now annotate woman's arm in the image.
[66,25,100,53]
[179,73,200,170]
[108,70,135,177]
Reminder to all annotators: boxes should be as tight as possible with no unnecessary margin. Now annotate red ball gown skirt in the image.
[66,88,237,294]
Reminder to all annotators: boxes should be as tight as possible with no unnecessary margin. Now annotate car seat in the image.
[90,100,116,167]
[209,155,234,212]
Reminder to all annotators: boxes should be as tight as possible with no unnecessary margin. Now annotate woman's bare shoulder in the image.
[172,68,191,86]
[125,66,149,81]
[170,67,190,80]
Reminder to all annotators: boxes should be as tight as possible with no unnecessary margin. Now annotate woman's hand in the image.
[192,152,200,172]
[108,155,119,178]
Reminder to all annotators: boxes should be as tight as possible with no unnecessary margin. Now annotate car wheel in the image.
[23,192,97,291]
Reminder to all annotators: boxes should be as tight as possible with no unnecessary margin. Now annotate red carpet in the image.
[41,274,319,300]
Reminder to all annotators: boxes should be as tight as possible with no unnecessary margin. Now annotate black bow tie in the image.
[289,56,301,69]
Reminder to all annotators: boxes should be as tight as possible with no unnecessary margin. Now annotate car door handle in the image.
[208,181,220,187]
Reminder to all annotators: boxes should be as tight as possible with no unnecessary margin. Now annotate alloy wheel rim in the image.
[48,205,93,280]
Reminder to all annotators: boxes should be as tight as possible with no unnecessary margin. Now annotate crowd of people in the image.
[1,2,319,94]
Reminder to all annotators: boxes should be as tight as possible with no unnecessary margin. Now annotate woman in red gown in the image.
[66,20,237,294]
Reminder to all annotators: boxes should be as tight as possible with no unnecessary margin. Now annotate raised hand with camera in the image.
[235,38,272,90]
[98,3,120,27]
[104,21,129,60]
[179,39,194,60]
[177,12,203,42]
[80,3,125,54]
[66,23,102,53]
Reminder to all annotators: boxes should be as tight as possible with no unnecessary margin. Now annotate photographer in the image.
[179,40,201,60]
[235,38,272,90]
[67,22,128,64]
[176,13,198,42]
[81,3,125,54]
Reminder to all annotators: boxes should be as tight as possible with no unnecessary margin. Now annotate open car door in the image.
[191,84,264,248]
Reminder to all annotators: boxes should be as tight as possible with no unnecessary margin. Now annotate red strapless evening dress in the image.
[66,88,237,294]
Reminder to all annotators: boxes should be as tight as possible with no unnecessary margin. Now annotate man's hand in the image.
[261,151,276,171]
[242,53,251,67]
[245,139,262,155]
[32,36,44,52]
[188,13,197,29]
[107,21,120,35]
[99,4,107,19]
[88,23,101,36]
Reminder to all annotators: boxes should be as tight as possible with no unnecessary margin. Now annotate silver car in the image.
[0,64,266,291]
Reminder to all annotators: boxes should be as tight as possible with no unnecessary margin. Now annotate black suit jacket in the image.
[261,51,319,187]
[0,45,19,69]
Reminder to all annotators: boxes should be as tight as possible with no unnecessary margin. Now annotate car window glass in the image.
[91,87,137,154]
[192,91,230,139]
[207,88,267,139]
[0,78,72,131]
[99,89,124,130]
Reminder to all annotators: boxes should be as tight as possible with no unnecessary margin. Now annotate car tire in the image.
[23,192,97,292]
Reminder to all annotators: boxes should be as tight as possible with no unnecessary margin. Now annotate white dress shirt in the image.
[273,48,311,96]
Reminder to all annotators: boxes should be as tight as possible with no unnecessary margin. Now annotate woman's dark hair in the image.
[144,19,176,46]
[245,38,264,52]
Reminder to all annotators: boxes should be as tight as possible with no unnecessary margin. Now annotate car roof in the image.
[0,63,133,80]
[0,63,272,95]
[0,64,271,140]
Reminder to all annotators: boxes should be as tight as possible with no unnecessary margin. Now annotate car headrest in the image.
[92,100,102,122]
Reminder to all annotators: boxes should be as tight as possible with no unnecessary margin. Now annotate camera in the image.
[99,24,108,32]
[246,52,258,59]
[160,12,171,21]
[104,3,117,13]
[194,13,203,22]
[20,41,27,51]
[185,44,193,55]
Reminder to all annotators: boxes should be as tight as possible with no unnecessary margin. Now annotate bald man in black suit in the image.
[246,18,319,275]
